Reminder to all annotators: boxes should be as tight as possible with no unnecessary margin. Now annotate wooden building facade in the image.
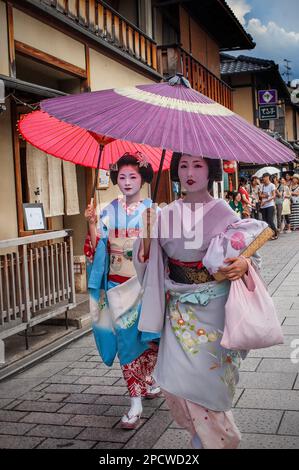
[0,0,254,355]
[221,53,299,175]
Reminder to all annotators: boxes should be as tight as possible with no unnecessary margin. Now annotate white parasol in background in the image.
[253,167,281,178]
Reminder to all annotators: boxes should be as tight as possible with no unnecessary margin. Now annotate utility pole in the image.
[282,59,292,85]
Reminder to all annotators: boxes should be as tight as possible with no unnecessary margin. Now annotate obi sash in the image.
[168,258,215,284]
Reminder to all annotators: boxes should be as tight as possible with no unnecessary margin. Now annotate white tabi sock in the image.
[128,397,142,418]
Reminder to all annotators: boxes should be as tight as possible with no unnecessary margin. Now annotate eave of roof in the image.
[221,54,275,75]
[220,54,291,102]
[156,0,255,50]
[217,0,256,50]
[0,74,67,98]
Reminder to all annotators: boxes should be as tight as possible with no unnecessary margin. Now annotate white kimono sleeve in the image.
[133,235,166,335]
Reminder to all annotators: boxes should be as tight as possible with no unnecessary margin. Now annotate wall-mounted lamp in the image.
[0,80,7,114]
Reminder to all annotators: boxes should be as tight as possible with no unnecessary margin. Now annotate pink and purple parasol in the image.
[40,76,295,165]
[19,75,295,202]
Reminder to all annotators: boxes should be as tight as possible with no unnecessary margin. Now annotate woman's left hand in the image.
[218,257,249,281]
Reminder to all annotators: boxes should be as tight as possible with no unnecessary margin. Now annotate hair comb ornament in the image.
[138,159,149,168]
[109,163,118,171]
[134,151,149,168]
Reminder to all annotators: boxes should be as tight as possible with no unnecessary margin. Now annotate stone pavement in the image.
[0,232,298,449]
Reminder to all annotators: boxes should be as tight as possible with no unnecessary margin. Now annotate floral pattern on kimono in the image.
[168,299,222,356]
[167,287,242,399]
[122,348,157,397]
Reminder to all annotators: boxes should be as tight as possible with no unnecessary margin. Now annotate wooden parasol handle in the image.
[90,144,104,206]
[152,148,166,203]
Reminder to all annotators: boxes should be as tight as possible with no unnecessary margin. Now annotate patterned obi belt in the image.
[168,258,215,284]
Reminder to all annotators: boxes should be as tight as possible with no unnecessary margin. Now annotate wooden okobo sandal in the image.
[120,413,141,430]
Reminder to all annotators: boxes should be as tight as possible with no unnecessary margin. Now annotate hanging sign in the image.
[258,89,278,105]
[259,105,278,121]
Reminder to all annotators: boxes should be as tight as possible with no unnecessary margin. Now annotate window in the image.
[13,54,83,235]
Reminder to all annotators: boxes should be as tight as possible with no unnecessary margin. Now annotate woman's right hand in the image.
[84,204,97,225]
[84,205,98,251]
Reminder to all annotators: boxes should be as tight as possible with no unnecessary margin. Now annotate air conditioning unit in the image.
[290,78,299,88]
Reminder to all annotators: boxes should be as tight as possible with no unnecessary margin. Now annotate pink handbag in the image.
[221,260,284,350]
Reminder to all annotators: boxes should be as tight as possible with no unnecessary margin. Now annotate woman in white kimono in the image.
[134,152,265,449]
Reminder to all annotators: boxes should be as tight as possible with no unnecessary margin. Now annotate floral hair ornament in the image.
[120,151,149,168]
[134,151,149,168]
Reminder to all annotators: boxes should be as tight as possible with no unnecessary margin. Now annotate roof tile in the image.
[220,54,275,75]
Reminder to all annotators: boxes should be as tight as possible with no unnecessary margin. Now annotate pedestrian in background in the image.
[229,192,243,217]
[280,177,292,233]
[290,174,299,231]
[249,176,261,220]
[274,176,284,232]
[260,173,278,240]
[238,177,252,216]
[242,205,251,219]
[285,173,292,188]
[224,191,233,205]
[272,175,280,186]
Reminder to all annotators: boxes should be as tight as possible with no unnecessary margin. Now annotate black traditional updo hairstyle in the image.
[170,152,223,192]
[109,153,154,185]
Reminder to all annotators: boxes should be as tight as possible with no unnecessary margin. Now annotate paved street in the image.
[0,232,299,449]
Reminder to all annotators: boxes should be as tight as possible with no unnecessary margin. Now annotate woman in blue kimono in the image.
[84,153,160,429]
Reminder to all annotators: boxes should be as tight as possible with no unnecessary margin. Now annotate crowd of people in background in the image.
[225,172,299,240]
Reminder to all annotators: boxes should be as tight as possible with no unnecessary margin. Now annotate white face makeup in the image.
[178,155,209,193]
[117,165,142,197]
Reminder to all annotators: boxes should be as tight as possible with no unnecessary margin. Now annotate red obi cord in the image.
[108,274,131,284]
[168,257,203,270]
[109,228,141,238]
